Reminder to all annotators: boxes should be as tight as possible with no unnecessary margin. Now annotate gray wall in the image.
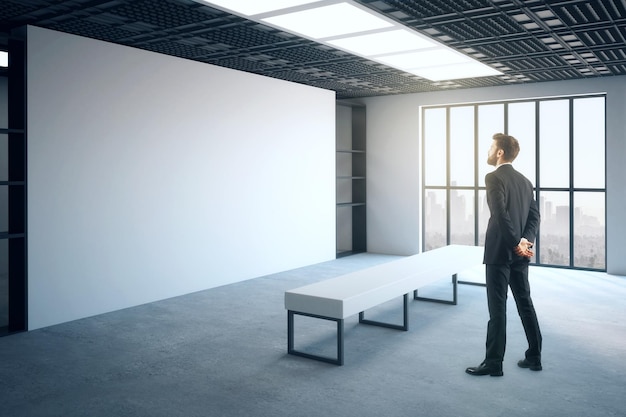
[26,26,337,329]
[344,76,626,275]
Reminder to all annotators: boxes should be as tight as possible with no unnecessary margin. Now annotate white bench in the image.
[285,245,484,365]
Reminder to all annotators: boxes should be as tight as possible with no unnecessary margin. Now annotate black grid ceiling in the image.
[1,0,625,99]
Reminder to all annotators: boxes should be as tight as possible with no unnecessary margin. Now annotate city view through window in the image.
[422,96,606,270]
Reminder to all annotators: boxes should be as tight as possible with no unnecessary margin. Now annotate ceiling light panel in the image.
[410,61,503,81]
[327,29,439,56]
[376,49,472,70]
[195,0,322,16]
[262,3,393,39]
[196,0,503,82]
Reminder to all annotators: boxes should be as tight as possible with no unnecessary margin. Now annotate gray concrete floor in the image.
[1,254,625,417]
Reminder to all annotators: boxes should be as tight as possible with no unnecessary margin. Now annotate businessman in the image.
[466,133,542,377]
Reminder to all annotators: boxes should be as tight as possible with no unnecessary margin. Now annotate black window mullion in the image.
[569,98,575,268]
[503,102,509,134]
[445,108,451,245]
[534,100,541,264]
[473,105,479,246]
[421,107,426,252]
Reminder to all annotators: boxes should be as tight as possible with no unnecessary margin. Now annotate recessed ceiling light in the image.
[327,29,438,56]
[535,10,555,19]
[523,22,540,30]
[409,61,503,81]
[376,49,472,70]
[545,19,563,27]
[262,3,393,39]
[194,0,321,16]
[512,13,531,22]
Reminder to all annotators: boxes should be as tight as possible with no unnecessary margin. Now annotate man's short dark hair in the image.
[493,133,520,162]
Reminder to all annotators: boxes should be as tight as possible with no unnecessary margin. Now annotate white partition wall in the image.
[26,26,336,329]
[351,77,626,275]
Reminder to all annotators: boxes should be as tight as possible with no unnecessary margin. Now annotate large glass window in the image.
[539,100,570,188]
[573,98,605,189]
[449,106,474,187]
[539,191,570,266]
[450,189,475,245]
[423,189,447,250]
[477,104,504,186]
[423,108,446,186]
[508,102,536,184]
[422,95,606,271]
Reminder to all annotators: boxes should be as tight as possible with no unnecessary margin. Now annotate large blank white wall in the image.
[350,76,626,275]
[27,26,336,330]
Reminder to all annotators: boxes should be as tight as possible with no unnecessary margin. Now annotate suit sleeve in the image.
[485,172,520,249]
[522,196,540,243]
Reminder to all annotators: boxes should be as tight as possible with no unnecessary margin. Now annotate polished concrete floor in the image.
[1,254,625,417]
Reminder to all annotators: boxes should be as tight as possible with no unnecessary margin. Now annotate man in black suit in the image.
[466,133,542,377]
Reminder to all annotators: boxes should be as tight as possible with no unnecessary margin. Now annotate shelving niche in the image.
[336,104,366,258]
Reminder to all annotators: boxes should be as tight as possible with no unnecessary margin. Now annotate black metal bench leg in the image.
[358,293,409,331]
[414,274,458,305]
[288,310,344,365]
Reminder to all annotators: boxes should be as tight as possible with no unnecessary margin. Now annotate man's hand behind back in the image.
[514,238,534,259]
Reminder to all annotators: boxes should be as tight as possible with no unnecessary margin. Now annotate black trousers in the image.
[485,261,542,365]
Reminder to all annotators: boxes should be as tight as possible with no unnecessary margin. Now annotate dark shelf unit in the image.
[0,34,27,336]
[336,105,366,258]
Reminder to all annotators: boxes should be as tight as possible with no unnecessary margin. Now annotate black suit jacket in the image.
[483,164,540,265]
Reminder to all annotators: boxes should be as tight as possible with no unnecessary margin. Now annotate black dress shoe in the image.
[465,362,503,377]
[518,358,542,371]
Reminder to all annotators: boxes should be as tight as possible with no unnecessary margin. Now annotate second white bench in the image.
[285,245,484,365]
